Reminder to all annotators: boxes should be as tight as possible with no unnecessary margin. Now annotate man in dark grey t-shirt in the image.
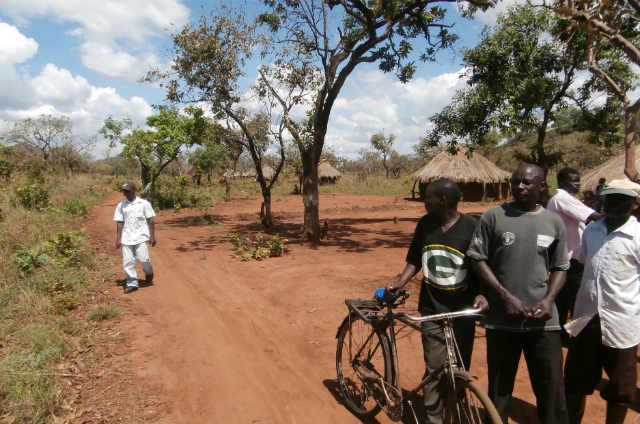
[467,163,570,424]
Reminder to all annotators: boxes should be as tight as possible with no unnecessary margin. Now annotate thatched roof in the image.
[411,147,511,183]
[581,152,636,192]
[318,161,341,178]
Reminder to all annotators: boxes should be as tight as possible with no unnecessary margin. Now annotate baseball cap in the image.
[120,182,136,192]
[599,178,640,198]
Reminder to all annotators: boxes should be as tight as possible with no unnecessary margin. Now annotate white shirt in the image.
[547,188,594,261]
[565,216,640,348]
[113,197,156,245]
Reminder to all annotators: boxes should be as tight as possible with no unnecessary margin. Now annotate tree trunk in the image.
[624,107,640,182]
[225,175,231,202]
[260,189,273,228]
[300,152,320,243]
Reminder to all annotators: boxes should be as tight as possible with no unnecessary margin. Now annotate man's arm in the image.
[586,211,603,223]
[148,217,156,246]
[531,270,567,320]
[386,263,418,291]
[471,259,529,320]
[116,222,123,249]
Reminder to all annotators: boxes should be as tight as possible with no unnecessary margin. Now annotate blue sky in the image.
[0,0,514,159]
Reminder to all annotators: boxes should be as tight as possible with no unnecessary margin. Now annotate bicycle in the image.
[335,289,502,424]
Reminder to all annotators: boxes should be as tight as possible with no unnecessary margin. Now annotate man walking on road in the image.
[564,179,640,424]
[114,182,156,294]
[386,178,488,424]
[547,167,602,339]
[467,163,570,424]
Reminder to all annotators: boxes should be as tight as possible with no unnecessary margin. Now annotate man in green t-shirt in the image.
[387,178,488,424]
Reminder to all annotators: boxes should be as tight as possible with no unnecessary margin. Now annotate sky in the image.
[0,0,516,160]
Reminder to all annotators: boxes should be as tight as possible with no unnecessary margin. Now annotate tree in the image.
[147,8,289,227]
[103,106,209,200]
[6,115,72,161]
[553,0,640,181]
[370,132,396,178]
[425,5,601,168]
[256,0,492,242]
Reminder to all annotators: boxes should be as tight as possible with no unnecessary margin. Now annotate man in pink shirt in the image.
[547,168,602,340]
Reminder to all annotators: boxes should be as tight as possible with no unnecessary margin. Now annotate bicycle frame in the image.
[345,299,483,411]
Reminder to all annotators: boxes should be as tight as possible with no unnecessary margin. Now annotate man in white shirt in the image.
[547,168,602,340]
[113,182,156,294]
[564,179,640,424]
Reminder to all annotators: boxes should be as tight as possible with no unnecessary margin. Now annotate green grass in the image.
[87,304,120,322]
[0,172,109,423]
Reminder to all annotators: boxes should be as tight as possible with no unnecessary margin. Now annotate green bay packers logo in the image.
[422,244,467,290]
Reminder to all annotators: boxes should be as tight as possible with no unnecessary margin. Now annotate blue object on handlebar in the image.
[375,288,393,302]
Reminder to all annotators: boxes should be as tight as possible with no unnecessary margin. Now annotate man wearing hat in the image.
[564,179,640,424]
[113,182,156,293]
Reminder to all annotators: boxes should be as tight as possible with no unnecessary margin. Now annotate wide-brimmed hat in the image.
[600,178,640,198]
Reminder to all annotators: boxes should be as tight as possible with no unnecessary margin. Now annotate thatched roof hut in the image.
[411,147,511,201]
[581,152,636,193]
[318,161,341,184]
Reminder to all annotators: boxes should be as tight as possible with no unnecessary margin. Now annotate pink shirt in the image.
[547,188,594,262]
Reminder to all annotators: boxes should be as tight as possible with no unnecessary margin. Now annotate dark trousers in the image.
[421,319,475,424]
[486,329,569,424]
[556,259,584,335]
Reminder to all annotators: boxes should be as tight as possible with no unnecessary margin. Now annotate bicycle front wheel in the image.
[336,313,394,417]
[443,378,502,424]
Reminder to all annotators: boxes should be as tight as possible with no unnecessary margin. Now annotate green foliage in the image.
[229,232,287,261]
[13,184,50,210]
[62,198,88,217]
[154,175,213,211]
[87,304,120,322]
[0,157,13,180]
[13,246,49,275]
[43,230,85,267]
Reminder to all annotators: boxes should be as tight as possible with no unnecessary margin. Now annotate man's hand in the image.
[503,294,530,321]
[473,294,489,312]
[385,279,400,293]
[150,238,157,247]
[115,241,121,249]
[530,297,554,320]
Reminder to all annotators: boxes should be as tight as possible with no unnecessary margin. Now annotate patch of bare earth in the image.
[65,191,637,423]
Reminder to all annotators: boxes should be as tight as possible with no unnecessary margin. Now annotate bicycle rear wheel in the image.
[443,377,502,424]
[336,313,394,417]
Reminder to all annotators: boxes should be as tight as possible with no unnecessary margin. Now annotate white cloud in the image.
[0,21,38,64]
[0,0,189,80]
[325,69,468,158]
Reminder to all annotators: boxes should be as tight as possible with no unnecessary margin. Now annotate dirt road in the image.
[83,191,636,423]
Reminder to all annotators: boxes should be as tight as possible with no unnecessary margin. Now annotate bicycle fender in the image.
[336,315,350,339]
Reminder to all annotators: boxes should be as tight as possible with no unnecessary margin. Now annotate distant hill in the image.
[477,130,623,174]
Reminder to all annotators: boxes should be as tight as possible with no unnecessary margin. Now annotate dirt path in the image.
[83,191,637,423]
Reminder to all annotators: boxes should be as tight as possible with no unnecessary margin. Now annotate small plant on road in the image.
[229,232,287,261]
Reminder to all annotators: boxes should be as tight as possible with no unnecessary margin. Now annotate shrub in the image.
[43,230,85,267]
[62,198,88,218]
[0,157,13,180]
[87,304,120,322]
[13,247,49,275]
[13,184,50,210]
[229,232,287,261]
[155,176,212,211]
[51,293,77,314]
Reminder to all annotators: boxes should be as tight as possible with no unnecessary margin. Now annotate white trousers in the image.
[122,242,153,287]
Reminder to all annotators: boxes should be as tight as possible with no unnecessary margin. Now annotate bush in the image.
[43,230,85,267]
[13,184,50,210]
[87,304,120,322]
[229,232,287,261]
[62,198,88,218]
[13,247,49,275]
[0,157,13,180]
[155,176,213,211]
